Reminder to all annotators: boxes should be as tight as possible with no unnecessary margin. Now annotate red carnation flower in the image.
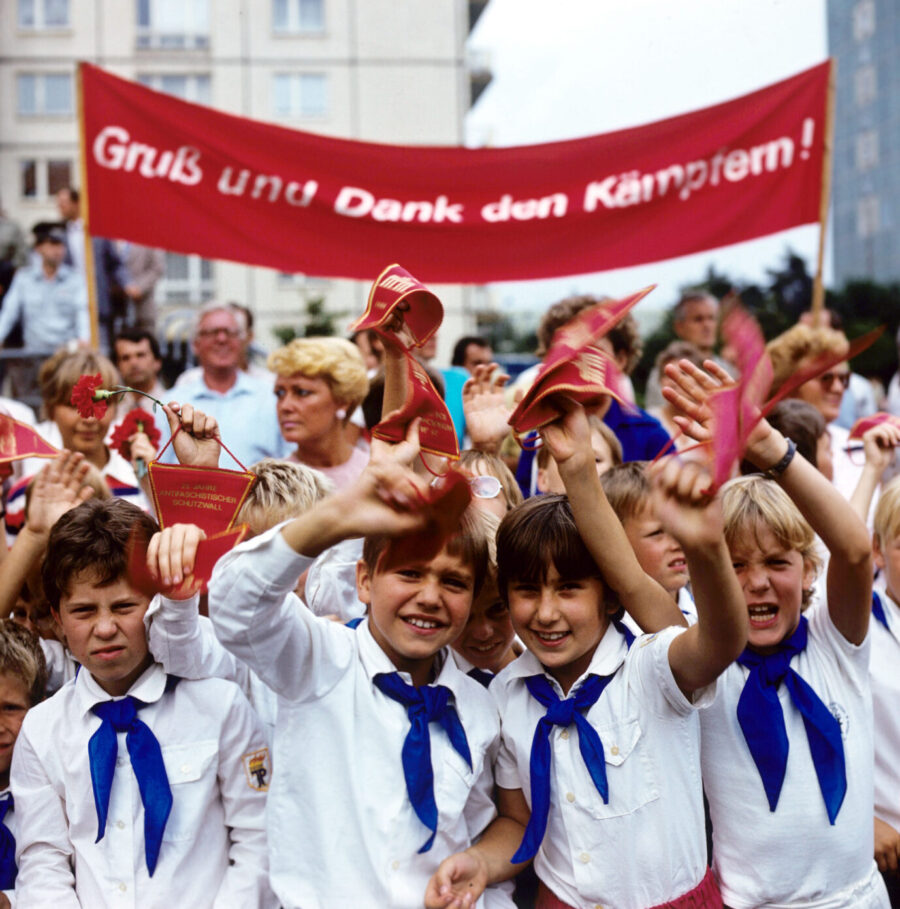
[70,373,111,420]
[110,408,161,461]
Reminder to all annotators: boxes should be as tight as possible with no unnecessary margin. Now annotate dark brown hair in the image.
[42,499,159,610]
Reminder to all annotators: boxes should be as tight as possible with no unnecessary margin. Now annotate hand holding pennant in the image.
[351,264,459,460]
[508,287,655,436]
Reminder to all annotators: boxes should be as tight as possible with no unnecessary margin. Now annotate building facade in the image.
[0,0,489,357]
[827,0,900,286]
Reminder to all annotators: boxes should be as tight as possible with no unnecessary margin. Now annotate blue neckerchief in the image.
[512,623,633,863]
[736,616,846,824]
[0,794,16,889]
[88,675,180,875]
[467,667,494,688]
[372,672,472,853]
[345,617,364,629]
[872,592,890,632]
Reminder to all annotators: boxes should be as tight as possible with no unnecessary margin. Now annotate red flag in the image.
[81,61,830,282]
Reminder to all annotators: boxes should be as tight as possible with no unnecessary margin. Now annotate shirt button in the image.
[610,745,619,756]
[116,820,125,830]
[181,764,191,774]
[565,792,575,803]
[118,882,127,892]
[391,860,400,871]
[560,730,569,740]
[579,852,590,864]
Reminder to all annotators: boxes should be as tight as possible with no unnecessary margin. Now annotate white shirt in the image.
[11,662,274,909]
[700,601,886,909]
[39,639,77,696]
[493,624,714,909]
[871,587,900,832]
[303,536,367,621]
[147,594,278,745]
[208,525,510,909]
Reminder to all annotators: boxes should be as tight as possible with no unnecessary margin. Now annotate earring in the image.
[336,408,347,420]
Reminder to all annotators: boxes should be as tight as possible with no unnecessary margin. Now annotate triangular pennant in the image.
[147,461,256,535]
[372,355,459,460]
[0,414,58,464]
[848,411,900,440]
[349,263,443,349]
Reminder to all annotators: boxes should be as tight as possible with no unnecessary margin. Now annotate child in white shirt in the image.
[10,498,273,908]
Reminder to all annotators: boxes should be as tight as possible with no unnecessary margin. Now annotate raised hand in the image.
[860,421,900,474]
[146,522,207,599]
[462,363,512,454]
[647,456,722,549]
[538,401,594,473]
[163,402,222,468]
[662,357,735,443]
[25,451,94,536]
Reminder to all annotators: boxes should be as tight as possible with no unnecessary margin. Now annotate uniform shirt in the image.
[303,536,367,621]
[208,525,509,909]
[871,588,900,832]
[493,624,713,909]
[0,263,88,350]
[160,371,288,469]
[700,601,884,909]
[11,662,273,909]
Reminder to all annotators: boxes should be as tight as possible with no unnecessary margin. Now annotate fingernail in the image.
[163,577,171,586]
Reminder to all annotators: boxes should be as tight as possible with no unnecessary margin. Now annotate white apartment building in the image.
[0,0,490,358]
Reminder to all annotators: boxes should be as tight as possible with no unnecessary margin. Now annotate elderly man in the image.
[163,303,287,467]
[644,291,735,408]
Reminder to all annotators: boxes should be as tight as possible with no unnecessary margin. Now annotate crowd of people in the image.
[0,218,898,909]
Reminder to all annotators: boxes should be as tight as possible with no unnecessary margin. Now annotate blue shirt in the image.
[0,263,88,349]
[161,370,289,469]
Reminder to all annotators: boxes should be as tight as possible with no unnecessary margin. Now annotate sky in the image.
[464,0,829,330]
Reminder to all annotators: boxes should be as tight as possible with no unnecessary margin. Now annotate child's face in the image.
[55,571,153,697]
[357,548,475,681]
[537,429,616,495]
[451,579,515,673]
[507,563,610,693]
[0,671,30,788]
[729,525,813,653]
[51,400,116,459]
[622,507,688,597]
[874,532,900,605]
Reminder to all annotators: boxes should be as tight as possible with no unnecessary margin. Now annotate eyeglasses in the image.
[817,371,850,390]
[197,327,241,340]
[468,475,502,499]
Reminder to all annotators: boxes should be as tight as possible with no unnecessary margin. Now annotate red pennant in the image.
[349,263,443,350]
[372,355,459,460]
[147,461,256,535]
[508,288,653,435]
[127,524,249,597]
[379,471,473,571]
[0,414,58,464]
[848,411,900,441]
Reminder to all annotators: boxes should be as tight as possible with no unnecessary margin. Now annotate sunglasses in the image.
[817,371,851,390]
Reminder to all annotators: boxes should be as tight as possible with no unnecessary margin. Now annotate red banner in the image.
[81,61,830,283]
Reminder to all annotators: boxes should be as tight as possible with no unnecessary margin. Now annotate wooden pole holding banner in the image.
[811,58,836,320]
[76,62,100,351]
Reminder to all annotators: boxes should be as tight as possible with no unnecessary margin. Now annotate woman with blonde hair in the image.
[267,336,370,490]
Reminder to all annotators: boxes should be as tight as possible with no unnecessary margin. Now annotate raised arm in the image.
[649,457,747,696]
[462,363,513,456]
[848,421,900,523]
[541,403,685,632]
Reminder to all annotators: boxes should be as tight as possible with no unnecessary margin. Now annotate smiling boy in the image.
[207,453,515,908]
[10,499,273,908]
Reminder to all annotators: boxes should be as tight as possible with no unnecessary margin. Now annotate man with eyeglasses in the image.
[162,303,288,467]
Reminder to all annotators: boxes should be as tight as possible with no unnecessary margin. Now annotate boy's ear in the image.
[535,468,549,494]
[873,534,885,571]
[356,559,373,606]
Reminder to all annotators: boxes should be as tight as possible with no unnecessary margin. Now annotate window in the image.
[136,0,209,49]
[137,73,211,104]
[853,0,875,40]
[854,65,877,106]
[857,195,880,238]
[17,73,73,116]
[18,0,69,28]
[273,0,324,33]
[20,158,73,200]
[856,129,879,171]
[272,73,328,118]
[158,253,215,304]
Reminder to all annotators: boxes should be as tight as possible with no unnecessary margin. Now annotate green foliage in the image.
[271,296,348,345]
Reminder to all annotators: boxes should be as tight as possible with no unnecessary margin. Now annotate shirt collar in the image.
[878,586,900,639]
[75,661,168,719]
[501,621,629,696]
